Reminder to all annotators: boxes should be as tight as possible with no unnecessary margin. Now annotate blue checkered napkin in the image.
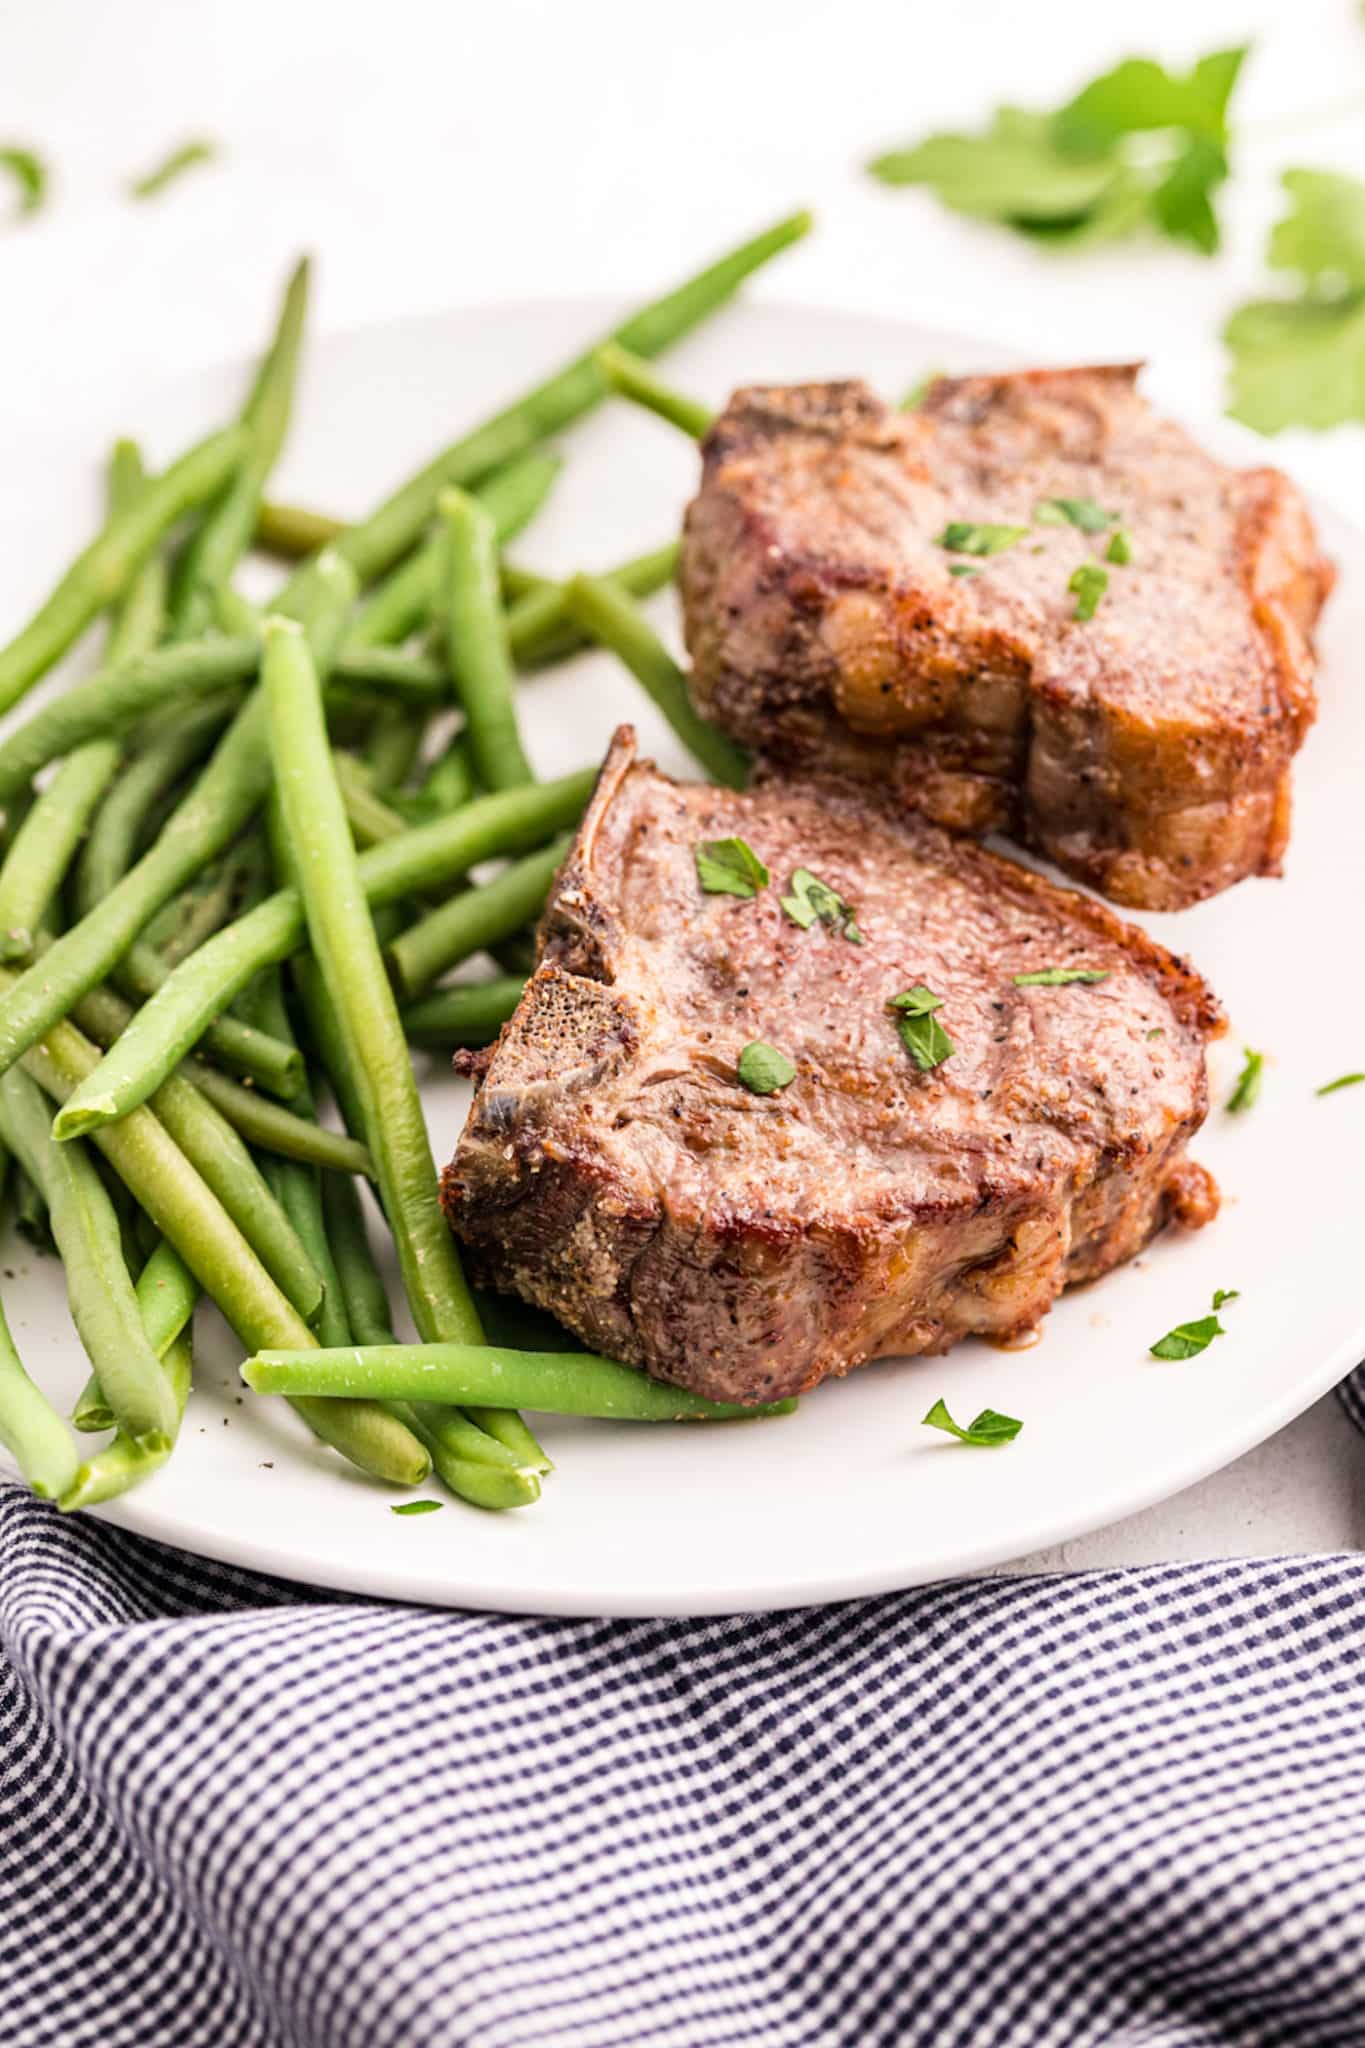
[3,1482,1364,2048]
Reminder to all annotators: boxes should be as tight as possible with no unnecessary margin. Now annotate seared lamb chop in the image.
[442,729,1221,1405]
[680,367,1330,911]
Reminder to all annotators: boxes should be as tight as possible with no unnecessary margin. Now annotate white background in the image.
[0,0,1363,1569]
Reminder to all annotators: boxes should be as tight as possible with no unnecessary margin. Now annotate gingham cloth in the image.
[2,1388,1364,2048]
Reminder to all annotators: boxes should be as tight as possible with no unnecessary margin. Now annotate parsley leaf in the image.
[938,521,1029,557]
[891,986,955,1072]
[0,146,48,220]
[1012,967,1109,987]
[949,563,982,578]
[868,46,1247,256]
[1225,169,1365,431]
[1106,528,1133,565]
[1225,1047,1263,1114]
[1069,563,1108,620]
[900,368,946,410]
[391,1499,443,1516]
[922,1398,1023,1446]
[695,836,769,899]
[1211,1288,1240,1310]
[1035,497,1114,533]
[780,867,862,943]
[1150,1312,1224,1360]
[129,139,219,201]
[1317,1071,1365,1097]
[737,1041,796,1095]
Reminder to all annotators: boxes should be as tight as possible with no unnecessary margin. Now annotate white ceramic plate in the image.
[1,297,1362,1616]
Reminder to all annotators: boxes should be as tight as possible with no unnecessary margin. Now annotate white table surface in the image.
[1,0,1362,1573]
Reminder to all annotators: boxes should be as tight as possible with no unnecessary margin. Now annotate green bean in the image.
[0,640,256,806]
[242,1342,797,1420]
[60,1327,193,1510]
[0,440,168,961]
[386,835,569,1000]
[564,573,748,787]
[74,696,236,918]
[11,1161,52,1252]
[330,648,448,703]
[346,449,562,652]
[0,744,121,961]
[60,770,596,1130]
[363,703,426,794]
[0,424,246,715]
[412,731,475,817]
[0,1139,80,1496]
[264,617,484,1346]
[10,995,429,1485]
[62,972,365,1176]
[333,753,407,848]
[255,499,346,558]
[506,541,680,670]
[116,941,303,1097]
[390,1401,542,1508]
[0,556,357,1092]
[438,488,531,792]
[105,441,170,664]
[402,976,525,1047]
[0,1064,176,1445]
[157,844,256,968]
[186,1060,373,1177]
[74,1236,198,1431]
[595,342,713,438]
[320,1171,394,1346]
[0,1280,82,1497]
[42,968,323,1318]
[282,211,811,595]
[169,257,310,639]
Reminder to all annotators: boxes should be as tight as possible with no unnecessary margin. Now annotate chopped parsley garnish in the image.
[1106,528,1133,565]
[949,563,982,578]
[780,867,862,943]
[1011,967,1110,987]
[1225,1047,1263,1113]
[129,138,219,200]
[937,521,1030,557]
[1069,563,1109,620]
[1035,497,1114,533]
[1316,1072,1364,1097]
[0,146,48,219]
[737,1041,796,1095]
[922,1399,1022,1446]
[891,985,955,1072]
[900,368,945,410]
[391,1499,443,1516]
[695,836,769,899]
[1150,1314,1223,1361]
[1151,1289,1235,1360]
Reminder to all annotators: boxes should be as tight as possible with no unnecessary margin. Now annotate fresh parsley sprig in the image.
[868,46,1249,256]
[695,836,769,899]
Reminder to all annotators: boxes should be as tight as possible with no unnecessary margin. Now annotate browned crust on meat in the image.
[680,368,1331,910]
[442,728,1223,1404]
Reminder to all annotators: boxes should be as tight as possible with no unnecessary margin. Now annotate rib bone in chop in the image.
[442,728,1222,1406]
[680,367,1331,911]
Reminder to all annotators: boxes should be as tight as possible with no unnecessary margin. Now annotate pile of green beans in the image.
[0,212,809,1517]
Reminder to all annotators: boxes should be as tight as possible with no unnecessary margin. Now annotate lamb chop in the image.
[679,367,1331,911]
[442,728,1222,1406]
